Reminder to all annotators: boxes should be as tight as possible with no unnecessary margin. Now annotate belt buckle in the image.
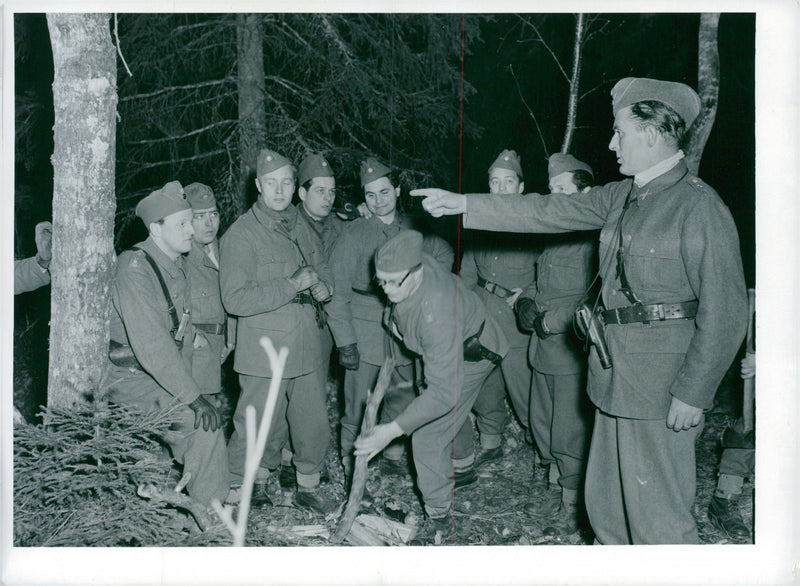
[657,304,666,321]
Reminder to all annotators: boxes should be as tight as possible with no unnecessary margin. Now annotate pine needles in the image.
[13,402,231,547]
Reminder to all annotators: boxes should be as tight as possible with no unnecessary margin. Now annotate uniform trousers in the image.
[103,366,229,505]
[529,369,593,491]
[229,371,329,485]
[341,361,415,459]
[585,409,704,544]
[412,358,495,518]
[472,344,531,445]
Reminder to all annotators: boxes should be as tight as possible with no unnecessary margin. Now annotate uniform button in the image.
[626,235,631,241]
[649,248,655,254]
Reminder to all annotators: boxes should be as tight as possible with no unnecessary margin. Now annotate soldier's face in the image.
[549,172,579,195]
[376,265,419,303]
[364,177,399,217]
[256,165,296,211]
[299,177,336,221]
[609,107,651,176]
[191,207,220,245]
[156,209,195,257]
[488,168,523,194]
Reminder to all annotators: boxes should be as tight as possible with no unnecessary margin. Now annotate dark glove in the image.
[515,297,538,331]
[187,395,221,432]
[533,312,552,339]
[288,266,319,291]
[338,343,360,370]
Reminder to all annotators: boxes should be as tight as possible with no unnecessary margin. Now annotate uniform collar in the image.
[634,150,684,188]
[630,159,689,201]
[139,236,184,278]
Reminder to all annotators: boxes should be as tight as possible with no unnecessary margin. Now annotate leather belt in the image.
[602,301,698,325]
[292,292,315,305]
[194,323,225,335]
[477,276,514,300]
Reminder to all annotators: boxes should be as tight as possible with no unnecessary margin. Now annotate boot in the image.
[379,455,408,477]
[543,488,579,536]
[454,466,478,490]
[409,514,454,546]
[474,446,503,469]
[278,464,296,490]
[708,495,750,540]
[295,486,338,515]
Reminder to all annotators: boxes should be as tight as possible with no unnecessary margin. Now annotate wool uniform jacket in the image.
[326,213,453,366]
[108,237,200,404]
[464,161,748,419]
[220,200,332,379]
[296,202,346,262]
[523,233,597,375]
[14,256,50,295]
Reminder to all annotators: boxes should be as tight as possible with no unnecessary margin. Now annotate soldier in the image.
[14,221,52,294]
[184,183,234,398]
[354,230,508,545]
[101,181,229,507]
[516,153,597,535]
[220,148,336,514]
[459,149,540,468]
[413,77,748,544]
[327,157,453,486]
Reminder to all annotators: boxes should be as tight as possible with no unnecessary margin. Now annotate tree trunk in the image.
[236,13,266,215]
[684,13,720,175]
[46,13,117,410]
[560,13,585,154]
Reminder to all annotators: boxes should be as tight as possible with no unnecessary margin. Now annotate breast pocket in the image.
[255,248,297,281]
[626,238,683,293]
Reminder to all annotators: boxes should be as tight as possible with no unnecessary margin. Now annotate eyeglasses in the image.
[375,263,421,288]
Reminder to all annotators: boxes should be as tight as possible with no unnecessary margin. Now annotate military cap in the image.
[184,182,217,210]
[360,157,392,187]
[548,153,593,180]
[298,153,334,186]
[375,230,423,273]
[135,180,190,227]
[611,77,702,127]
[256,148,294,178]
[489,149,523,180]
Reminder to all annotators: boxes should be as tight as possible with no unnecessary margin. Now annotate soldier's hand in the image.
[34,221,52,269]
[356,202,372,219]
[354,421,403,461]
[666,396,703,432]
[310,280,332,302]
[409,188,467,218]
[187,395,221,432]
[515,297,538,331]
[338,343,360,370]
[288,266,319,291]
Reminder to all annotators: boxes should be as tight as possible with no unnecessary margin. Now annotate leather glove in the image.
[288,266,319,291]
[533,312,552,339]
[35,221,53,269]
[187,395,221,432]
[515,297,538,331]
[338,343,360,370]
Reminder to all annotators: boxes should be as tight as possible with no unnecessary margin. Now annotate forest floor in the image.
[225,365,754,547]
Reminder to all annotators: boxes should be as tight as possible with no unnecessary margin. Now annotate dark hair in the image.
[570,169,594,191]
[629,100,687,148]
[300,179,313,191]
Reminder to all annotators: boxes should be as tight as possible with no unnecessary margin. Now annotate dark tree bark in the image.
[684,13,720,175]
[46,13,117,410]
[236,13,266,215]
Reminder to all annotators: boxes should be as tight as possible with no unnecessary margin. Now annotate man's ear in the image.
[149,221,162,240]
[518,181,525,194]
[644,124,660,148]
[254,178,262,194]
[394,186,401,199]
[298,186,308,202]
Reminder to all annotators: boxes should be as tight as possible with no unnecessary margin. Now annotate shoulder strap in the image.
[132,246,179,333]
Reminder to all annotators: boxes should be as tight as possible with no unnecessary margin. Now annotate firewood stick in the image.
[331,356,395,544]
[742,288,756,432]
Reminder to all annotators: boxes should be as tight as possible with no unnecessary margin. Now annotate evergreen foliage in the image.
[13,402,231,546]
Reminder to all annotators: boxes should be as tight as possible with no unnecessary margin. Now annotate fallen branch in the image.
[331,356,395,544]
[137,483,211,531]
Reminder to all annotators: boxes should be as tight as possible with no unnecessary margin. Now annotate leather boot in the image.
[708,495,750,540]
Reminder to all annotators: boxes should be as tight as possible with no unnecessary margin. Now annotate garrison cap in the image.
[548,153,593,180]
[298,153,334,186]
[489,149,523,179]
[184,182,217,210]
[611,77,702,127]
[135,180,190,227]
[360,157,392,187]
[375,230,423,273]
[256,148,294,178]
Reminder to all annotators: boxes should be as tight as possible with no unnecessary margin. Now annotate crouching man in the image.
[101,181,229,507]
[354,230,508,545]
